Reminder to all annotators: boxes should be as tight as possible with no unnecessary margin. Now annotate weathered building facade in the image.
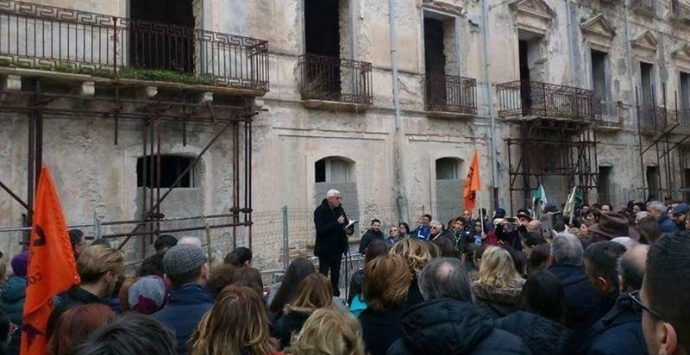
[1,0,689,269]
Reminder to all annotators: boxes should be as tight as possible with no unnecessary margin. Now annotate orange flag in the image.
[463,151,481,213]
[21,166,80,355]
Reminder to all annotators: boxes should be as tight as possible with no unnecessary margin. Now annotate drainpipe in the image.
[565,0,578,87]
[623,0,644,198]
[350,0,357,94]
[481,0,499,209]
[388,0,407,220]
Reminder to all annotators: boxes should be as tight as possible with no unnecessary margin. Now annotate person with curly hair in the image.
[389,238,433,308]
[289,308,365,355]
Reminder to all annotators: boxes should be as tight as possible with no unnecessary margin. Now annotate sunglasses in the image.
[629,290,666,321]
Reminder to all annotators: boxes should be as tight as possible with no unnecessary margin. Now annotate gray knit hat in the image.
[162,244,208,276]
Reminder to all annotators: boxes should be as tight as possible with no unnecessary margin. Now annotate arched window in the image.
[315,157,353,183]
[435,157,461,180]
[137,155,196,188]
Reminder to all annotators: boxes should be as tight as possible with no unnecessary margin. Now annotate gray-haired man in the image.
[313,189,350,296]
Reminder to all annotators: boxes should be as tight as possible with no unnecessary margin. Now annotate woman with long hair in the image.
[389,238,433,308]
[290,308,365,355]
[48,304,116,355]
[495,271,574,355]
[471,246,525,319]
[272,273,333,350]
[267,257,316,321]
[190,286,278,355]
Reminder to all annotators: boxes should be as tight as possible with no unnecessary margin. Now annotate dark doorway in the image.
[519,40,533,115]
[591,50,609,115]
[681,72,690,125]
[640,62,654,105]
[684,168,690,202]
[129,0,195,72]
[598,166,612,205]
[137,155,196,188]
[304,0,341,100]
[647,166,660,199]
[424,17,447,110]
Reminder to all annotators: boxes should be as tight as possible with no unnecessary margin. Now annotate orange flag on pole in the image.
[21,166,80,355]
[463,151,481,213]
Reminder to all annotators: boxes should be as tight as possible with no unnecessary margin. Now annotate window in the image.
[681,72,690,110]
[591,50,610,115]
[640,62,655,105]
[423,12,458,111]
[598,166,612,204]
[315,157,352,183]
[435,158,460,180]
[137,155,196,188]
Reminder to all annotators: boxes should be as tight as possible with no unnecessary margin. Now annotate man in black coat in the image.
[582,244,649,355]
[359,219,384,255]
[314,189,350,296]
[548,233,601,347]
[388,258,529,355]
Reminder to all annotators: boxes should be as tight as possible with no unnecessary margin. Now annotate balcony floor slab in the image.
[301,99,371,113]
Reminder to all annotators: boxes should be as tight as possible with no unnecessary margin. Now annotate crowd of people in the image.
[0,189,687,354]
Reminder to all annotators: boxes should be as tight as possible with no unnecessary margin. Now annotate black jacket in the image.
[47,285,103,339]
[495,311,575,355]
[404,278,424,309]
[359,229,385,254]
[548,263,601,344]
[271,311,310,350]
[580,294,648,355]
[387,298,529,355]
[359,308,405,355]
[313,199,349,257]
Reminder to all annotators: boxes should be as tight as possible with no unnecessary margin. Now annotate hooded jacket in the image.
[313,199,349,257]
[153,283,213,355]
[471,281,524,319]
[387,298,529,355]
[495,311,575,355]
[0,276,26,355]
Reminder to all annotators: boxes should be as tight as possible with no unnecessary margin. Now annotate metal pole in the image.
[388,0,407,223]
[481,0,499,210]
[282,205,289,270]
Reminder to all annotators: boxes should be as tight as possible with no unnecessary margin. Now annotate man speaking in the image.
[314,189,351,296]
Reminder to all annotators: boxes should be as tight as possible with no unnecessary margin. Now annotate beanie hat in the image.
[11,251,29,277]
[162,244,207,276]
[128,276,167,314]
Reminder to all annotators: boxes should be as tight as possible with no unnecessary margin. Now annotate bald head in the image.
[527,220,542,233]
[617,244,649,292]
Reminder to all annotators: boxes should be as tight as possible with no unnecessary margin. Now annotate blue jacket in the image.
[411,226,431,240]
[548,263,601,346]
[658,215,679,234]
[0,276,26,355]
[153,283,213,355]
[581,294,648,355]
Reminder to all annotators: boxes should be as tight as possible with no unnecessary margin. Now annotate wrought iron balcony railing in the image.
[631,0,655,14]
[496,80,594,121]
[672,0,690,22]
[297,54,373,105]
[424,74,477,115]
[640,105,690,133]
[0,0,269,91]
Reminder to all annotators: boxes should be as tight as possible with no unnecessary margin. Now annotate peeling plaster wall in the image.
[3,0,690,268]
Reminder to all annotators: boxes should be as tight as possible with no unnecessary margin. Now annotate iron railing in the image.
[297,53,373,104]
[672,0,690,21]
[631,0,655,13]
[638,106,676,133]
[593,100,624,126]
[0,0,269,91]
[496,80,594,121]
[424,74,477,115]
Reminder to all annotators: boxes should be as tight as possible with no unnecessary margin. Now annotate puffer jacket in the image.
[387,298,529,354]
[471,281,524,319]
[0,276,26,355]
[495,310,575,355]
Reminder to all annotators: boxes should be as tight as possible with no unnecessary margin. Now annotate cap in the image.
[128,275,167,314]
[672,203,690,215]
[11,251,29,277]
[162,244,208,276]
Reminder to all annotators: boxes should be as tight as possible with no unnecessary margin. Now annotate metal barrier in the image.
[297,53,373,104]
[424,74,477,115]
[496,80,594,120]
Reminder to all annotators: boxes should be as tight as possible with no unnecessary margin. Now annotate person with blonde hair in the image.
[289,308,365,355]
[359,254,411,355]
[390,238,432,307]
[272,273,333,350]
[471,246,525,319]
[190,285,279,355]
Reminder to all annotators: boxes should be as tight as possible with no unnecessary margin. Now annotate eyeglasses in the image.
[629,290,666,320]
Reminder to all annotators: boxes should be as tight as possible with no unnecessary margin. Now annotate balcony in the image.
[424,74,477,118]
[631,0,655,15]
[593,100,625,131]
[640,106,690,135]
[496,80,594,122]
[0,0,269,94]
[297,54,373,112]
[672,0,690,23]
